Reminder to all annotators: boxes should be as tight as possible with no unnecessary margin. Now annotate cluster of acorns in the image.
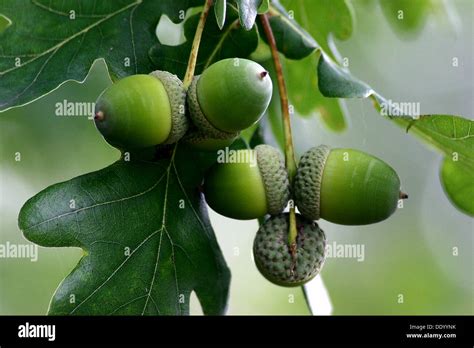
[93,58,406,288]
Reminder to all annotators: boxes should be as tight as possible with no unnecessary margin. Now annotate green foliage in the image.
[18,145,230,315]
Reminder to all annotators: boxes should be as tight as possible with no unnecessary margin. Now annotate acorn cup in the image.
[203,145,290,220]
[294,145,407,225]
[253,213,327,287]
[182,129,238,152]
[187,58,273,138]
[94,71,188,150]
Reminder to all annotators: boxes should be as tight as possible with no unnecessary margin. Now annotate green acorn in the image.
[253,213,326,287]
[94,71,188,149]
[204,145,289,220]
[294,145,406,225]
[187,58,272,138]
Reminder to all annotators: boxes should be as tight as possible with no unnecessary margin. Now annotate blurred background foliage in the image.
[0,0,472,314]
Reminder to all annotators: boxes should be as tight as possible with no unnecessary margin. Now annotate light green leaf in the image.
[18,145,231,315]
[380,0,433,37]
[215,0,227,29]
[260,1,318,60]
[0,14,12,33]
[400,115,474,170]
[279,0,354,61]
[286,54,346,131]
[401,115,474,216]
[441,158,474,217]
[317,54,373,98]
[258,0,270,14]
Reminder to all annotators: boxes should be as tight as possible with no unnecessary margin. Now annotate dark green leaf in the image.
[318,54,373,98]
[214,0,227,30]
[18,145,231,315]
[233,0,263,30]
[259,1,317,60]
[150,5,258,79]
[0,0,202,111]
[441,158,474,217]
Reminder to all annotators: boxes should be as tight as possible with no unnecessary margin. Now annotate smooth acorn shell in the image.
[253,213,326,287]
[196,58,272,133]
[295,146,401,225]
[95,75,172,149]
[204,145,289,220]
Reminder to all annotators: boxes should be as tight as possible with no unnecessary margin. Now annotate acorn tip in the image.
[399,192,409,199]
[94,111,105,121]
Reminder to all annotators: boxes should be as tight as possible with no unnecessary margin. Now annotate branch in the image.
[183,0,213,89]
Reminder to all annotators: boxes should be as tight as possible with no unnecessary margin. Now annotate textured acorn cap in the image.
[187,76,239,140]
[149,70,189,144]
[182,130,237,151]
[255,145,290,215]
[294,145,331,220]
[253,213,326,287]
